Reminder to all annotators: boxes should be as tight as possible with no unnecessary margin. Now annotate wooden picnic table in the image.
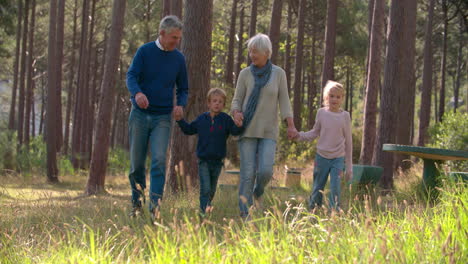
[382,144,468,190]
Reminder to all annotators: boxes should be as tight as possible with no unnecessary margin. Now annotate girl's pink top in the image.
[297,107,353,173]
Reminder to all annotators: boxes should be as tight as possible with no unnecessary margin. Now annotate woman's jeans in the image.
[309,154,345,210]
[238,137,277,216]
[128,107,171,212]
[198,159,224,213]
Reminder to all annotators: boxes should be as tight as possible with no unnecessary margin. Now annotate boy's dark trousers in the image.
[198,158,224,213]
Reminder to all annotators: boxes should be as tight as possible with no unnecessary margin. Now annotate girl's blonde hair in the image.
[322,80,345,106]
[207,88,227,103]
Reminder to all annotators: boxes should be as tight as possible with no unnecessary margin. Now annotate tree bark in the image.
[417,0,435,146]
[246,0,257,64]
[293,0,306,131]
[453,16,463,112]
[18,0,30,147]
[87,0,126,195]
[46,0,59,183]
[162,0,171,18]
[268,0,283,64]
[438,0,448,122]
[284,0,292,94]
[24,0,36,147]
[235,3,245,81]
[359,0,384,164]
[373,0,406,190]
[307,0,318,128]
[321,0,338,89]
[53,0,65,152]
[171,0,182,19]
[8,0,23,130]
[226,0,238,86]
[64,0,78,155]
[394,0,417,171]
[169,0,213,192]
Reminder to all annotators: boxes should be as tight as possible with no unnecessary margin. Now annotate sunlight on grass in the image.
[1,172,467,263]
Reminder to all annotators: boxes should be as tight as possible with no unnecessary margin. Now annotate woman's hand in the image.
[233,110,244,127]
[285,117,298,139]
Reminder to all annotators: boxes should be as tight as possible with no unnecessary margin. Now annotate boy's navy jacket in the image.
[177,112,242,160]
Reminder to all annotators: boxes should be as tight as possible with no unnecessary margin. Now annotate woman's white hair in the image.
[159,15,183,34]
[247,33,272,59]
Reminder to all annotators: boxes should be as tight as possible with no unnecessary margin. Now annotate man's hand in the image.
[233,110,244,127]
[173,106,183,121]
[135,92,149,109]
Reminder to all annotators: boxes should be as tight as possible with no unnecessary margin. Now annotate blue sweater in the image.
[126,42,189,114]
[177,112,242,160]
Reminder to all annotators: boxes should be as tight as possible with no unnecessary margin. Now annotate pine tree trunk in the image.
[87,0,126,195]
[171,0,182,19]
[293,0,306,131]
[64,0,78,155]
[359,0,384,164]
[8,0,23,130]
[235,4,245,80]
[226,0,238,86]
[269,0,283,64]
[439,0,448,122]
[169,0,213,192]
[46,0,59,183]
[246,0,257,64]
[162,0,171,18]
[284,0,292,94]
[53,0,65,152]
[395,0,417,171]
[373,0,406,190]
[453,16,463,112]
[307,0,317,128]
[18,0,30,147]
[24,0,36,147]
[321,0,338,89]
[72,0,90,168]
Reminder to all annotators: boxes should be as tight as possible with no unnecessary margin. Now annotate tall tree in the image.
[169,0,213,191]
[373,0,407,190]
[24,0,36,147]
[321,0,338,89]
[46,0,59,183]
[87,0,127,195]
[8,0,23,130]
[268,0,283,64]
[293,0,306,131]
[284,0,292,93]
[395,0,417,170]
[226,0,238,86]
[438,0,448,122]
[17,0,30,146]
[64,0,79,155]
[360,0,384,165]
[246,0,257,64]
[162,0,171,18]
[453,16,463,112]
[418,0,435,146]
[235,3,245,80]
[171,0,182,19]
[72,0,90,168]
[307,0,318,128]
[54,0,65,152]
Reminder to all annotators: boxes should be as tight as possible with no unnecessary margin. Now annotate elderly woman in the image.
[231,33,297,219]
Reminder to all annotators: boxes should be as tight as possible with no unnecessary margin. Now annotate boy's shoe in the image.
[205,205,214,214]
[129,206,142,218]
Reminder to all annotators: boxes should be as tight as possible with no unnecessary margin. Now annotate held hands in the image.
[287,126,299,140]
[173,106,184,121]
[233,111,244,127]
[135,92,149,109]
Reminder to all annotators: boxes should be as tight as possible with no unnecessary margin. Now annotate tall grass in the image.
[1,174,466,263]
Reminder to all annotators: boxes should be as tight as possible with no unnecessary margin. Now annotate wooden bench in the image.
[285,168,302,188]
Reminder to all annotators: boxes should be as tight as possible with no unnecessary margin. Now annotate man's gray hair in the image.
[247,34,272,59]
[159,15,183,34]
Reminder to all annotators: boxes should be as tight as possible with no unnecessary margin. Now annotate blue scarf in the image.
[242,60,273,131]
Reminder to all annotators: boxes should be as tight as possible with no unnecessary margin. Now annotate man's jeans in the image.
[309,154,345,210]
[238,137,277,216]
[198,159,223,213]
[128,107,171,212]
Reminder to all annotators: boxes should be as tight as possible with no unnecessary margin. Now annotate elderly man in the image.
[126,16,188,220]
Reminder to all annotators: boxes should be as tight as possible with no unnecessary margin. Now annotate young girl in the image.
[295,81,353,211]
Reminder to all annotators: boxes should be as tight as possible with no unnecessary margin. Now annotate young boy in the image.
[174,88,243,215]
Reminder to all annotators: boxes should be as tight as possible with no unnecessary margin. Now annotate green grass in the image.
[0,170,466,263]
